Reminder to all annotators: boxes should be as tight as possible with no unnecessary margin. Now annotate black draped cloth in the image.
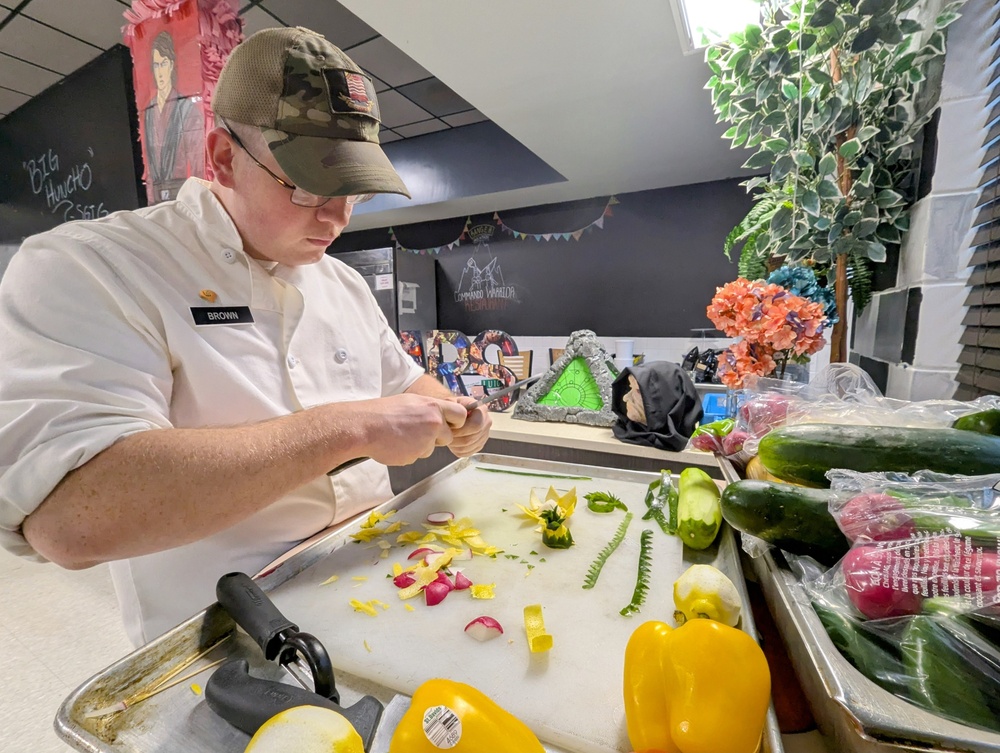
[611,361,704,452]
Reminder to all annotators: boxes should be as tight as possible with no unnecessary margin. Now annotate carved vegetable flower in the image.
[517,486,578,549]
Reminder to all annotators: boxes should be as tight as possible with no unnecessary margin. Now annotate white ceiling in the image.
[0,0,752,231]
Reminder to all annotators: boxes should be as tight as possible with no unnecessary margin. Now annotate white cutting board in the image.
[267,459,687,753]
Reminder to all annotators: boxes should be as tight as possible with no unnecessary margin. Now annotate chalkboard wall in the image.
[332,178,748,337]
[0,45,144,244]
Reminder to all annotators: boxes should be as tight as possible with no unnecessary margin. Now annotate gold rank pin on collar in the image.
[199,289,218,303]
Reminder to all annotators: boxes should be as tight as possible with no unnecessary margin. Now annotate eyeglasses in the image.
[224,123,374,208]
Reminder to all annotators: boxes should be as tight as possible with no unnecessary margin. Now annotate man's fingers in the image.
[440,401,469,429]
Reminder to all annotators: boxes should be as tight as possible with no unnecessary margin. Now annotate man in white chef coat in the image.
[0,27,491,646]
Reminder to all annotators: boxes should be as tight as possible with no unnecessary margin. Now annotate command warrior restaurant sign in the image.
[453,223,520,313]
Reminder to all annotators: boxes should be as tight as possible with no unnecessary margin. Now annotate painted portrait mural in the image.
[126,3,207,205]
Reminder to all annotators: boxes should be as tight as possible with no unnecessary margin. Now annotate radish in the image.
[453,571,473,590]
[407,546,443,561]
[721,429,750,456]
[425,551,455,571]
[426,511,455,526]
[392,572,416,589]
[464,616,503,641]
[423,580,452,606]
[433,571,455,590]
[837,493,914,542]
[690,432,723,453]
[842,537,1000,619]
[841,545,923,619]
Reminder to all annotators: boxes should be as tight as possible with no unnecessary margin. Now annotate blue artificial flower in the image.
[768,265,840,325]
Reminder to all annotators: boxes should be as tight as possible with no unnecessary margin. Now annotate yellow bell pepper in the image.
[388,678,545,753]
[623,619,771,753]
[672,564,742,627]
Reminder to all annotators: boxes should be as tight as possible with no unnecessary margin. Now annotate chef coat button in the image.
[221,248,237,264]
[287,354,298,369]
[334,348,349,364]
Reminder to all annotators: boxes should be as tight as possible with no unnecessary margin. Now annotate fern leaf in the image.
[739,236,769,279]
[723,220,747,260]
[848,251,873,312]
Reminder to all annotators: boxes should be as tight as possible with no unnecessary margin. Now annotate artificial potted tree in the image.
[705,0,964,360]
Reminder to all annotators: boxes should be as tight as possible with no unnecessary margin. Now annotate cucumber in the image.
[953,408,1000,436]
[676,467,721,550]
[720,480,848,565]
[902,615,1000,733]
[758,424,1000,487]
[810,601,910,699]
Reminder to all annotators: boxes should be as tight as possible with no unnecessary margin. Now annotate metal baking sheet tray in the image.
[717,457,1000,753]
[56,453,783,753]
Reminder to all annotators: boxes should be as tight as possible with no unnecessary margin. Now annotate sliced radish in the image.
[426,511,455,526]
[424,580,452,606]
[453,571,473,591]
[464,616,503,641]
[407,546,444,561]
[393,572,416,589]
[425,551,455,571]
[451,548,474,561]
[433,571,455,590]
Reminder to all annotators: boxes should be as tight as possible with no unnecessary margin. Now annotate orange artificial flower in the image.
[707,278,828,389]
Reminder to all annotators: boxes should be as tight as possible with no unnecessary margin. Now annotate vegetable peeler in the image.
[205,572,384,751]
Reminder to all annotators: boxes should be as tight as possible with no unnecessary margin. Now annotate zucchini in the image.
[720,480,848,565]
[676,467,722,550]
[758,424,1000,487]
[953,408,1000,436]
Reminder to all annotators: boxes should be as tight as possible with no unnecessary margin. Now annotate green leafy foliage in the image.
[705,0,964,311]
[848,249,874,312]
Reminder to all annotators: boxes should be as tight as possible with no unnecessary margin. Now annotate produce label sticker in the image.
[422,704,461,749]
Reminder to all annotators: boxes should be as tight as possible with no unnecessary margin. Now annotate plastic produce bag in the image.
[687,385,805,468]
[737,364,1000,455]
[796,470,1000,733]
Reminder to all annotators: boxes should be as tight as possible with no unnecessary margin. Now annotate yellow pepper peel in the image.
[388,678,544,753]
[523,603,553,653]
[623,619,771,753]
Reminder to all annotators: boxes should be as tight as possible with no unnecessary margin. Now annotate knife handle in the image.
[216,572,297,661]
[205,659,384,751]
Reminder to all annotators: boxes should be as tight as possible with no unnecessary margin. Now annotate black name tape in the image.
[190,306,255,325]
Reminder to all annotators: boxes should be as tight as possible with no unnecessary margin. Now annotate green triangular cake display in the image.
[513,329,618,426]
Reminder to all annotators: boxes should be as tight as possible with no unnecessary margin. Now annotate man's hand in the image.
[362,393,470,466]
[401,374,492,458]
[446,399,492,457]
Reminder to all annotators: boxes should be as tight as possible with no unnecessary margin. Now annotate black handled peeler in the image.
[205,572,383,751]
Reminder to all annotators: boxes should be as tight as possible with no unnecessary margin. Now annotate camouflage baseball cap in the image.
[213,27,410,199]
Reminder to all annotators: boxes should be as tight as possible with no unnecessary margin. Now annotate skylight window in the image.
[671,0,764,53]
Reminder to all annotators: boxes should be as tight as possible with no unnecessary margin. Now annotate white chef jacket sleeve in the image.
[0,231,174,560]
